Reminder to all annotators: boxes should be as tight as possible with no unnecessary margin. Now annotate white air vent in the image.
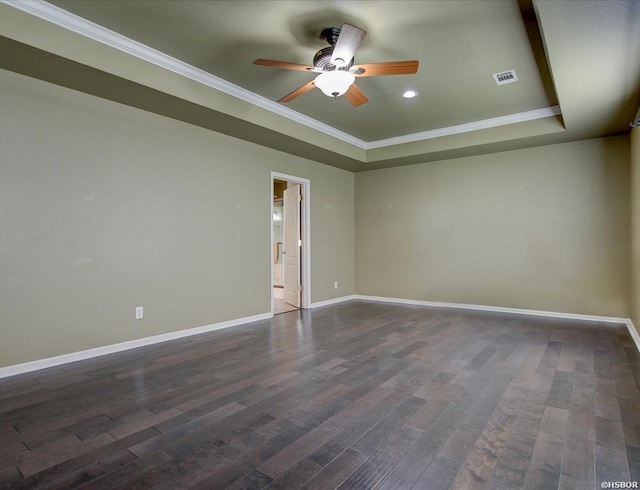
[492,70,519,86]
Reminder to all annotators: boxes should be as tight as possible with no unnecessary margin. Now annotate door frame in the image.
[271,171,311,314]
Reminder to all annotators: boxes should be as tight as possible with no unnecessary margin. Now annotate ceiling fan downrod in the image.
[320,27,342,46]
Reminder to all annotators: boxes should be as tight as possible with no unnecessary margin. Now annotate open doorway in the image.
[271,172,310,315]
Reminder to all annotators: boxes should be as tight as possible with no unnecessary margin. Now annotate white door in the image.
[283,184,301,307]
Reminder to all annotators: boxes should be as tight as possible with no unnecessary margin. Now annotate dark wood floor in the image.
[1,301,639,489]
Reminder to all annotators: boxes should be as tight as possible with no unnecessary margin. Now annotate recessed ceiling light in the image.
[402,90,418,99]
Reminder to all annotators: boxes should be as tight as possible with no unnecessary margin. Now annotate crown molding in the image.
[365,106,562,150]
[2,0,366,148]
[3,0,563,153]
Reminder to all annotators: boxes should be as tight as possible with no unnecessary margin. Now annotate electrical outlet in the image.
[334,281,338,289]
[135,306,144,320]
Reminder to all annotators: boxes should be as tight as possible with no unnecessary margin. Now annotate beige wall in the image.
[356,137,631,317]
[632,126,640,334]
[1,64,635,369]
[0,70,354,367]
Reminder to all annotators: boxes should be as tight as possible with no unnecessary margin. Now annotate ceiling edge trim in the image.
[4,0,564,154]
[365,106,562,150]
[2,0,366,148]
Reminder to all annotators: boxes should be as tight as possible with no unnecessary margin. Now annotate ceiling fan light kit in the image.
[314,70,355,98]
[254,23,419,107]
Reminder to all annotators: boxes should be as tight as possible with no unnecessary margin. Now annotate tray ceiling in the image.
[1,0,639,171]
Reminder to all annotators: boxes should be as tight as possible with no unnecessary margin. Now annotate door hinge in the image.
[298,194,303,201]
[298,285,303,291]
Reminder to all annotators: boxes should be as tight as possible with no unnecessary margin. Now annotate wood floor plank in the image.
[411,455,461,490]
[301,448,367,490]
[459,372,516,429]
[77,448,172,490]
[438,424,481,462]
[0,427,27,464]
[12,428,160,488]
[308,393,417,466]
[521,431,564,489]
[596,445,632,487]
[0,302,638,488]
[35,449,138,490]
[539,405,569,437]
[257,386,392,479]
[492,429,537,486]
[528,373,553,393]
[619,397,640,447]
[19,432,117,478]
[337,425,422,489]
[556,343,578,373]
[546,370,574,409]
[117,441,234,489]
[406,382,462,430]
[596,415,626,452]
[264,456,323,489]
[225,468,273,489]
[128,401,246,457]
[375,407,465,489]
[188,425,309,489]
[350,397,424,455]
[595,377,622,421]
[511,389,547,436]
[512,341,548,386]
[561,410,596,487]
[594,350,614,380]
[0,466,24,489]
[627,444,640,483]
[535,341,562,377]
[449,395,518,489]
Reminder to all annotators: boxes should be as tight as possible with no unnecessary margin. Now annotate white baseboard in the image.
[626,320,640,354]
[0,312,272,379]
[354,294,629,325]
[355,294,640,354]
[310,295,356,309]
[3,297,638,379]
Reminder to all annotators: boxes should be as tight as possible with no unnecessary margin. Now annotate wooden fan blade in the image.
[331,24,366,67]
[352,60,419,77]
[278,80,316,103]
[253,59,315,72]
[344,83,369,107]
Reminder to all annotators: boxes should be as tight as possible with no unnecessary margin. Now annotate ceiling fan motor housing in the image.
[314,47,336,70]
[313,46,354,71]
[314,27,354,71]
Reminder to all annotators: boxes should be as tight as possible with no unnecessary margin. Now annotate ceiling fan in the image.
[254,24,419,107]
